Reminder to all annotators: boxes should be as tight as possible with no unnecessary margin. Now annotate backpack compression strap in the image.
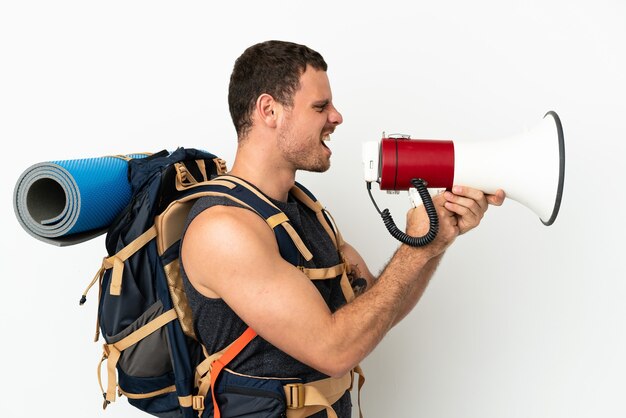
[98,308,179,406]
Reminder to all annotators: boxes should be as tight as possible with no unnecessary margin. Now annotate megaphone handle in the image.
[367,179,439,247]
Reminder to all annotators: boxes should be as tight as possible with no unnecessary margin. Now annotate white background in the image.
[1,1,625,417]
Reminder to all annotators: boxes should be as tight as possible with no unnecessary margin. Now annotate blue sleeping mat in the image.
[13,153,148,246]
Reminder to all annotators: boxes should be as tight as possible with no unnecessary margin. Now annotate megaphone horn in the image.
[362,111,565,246]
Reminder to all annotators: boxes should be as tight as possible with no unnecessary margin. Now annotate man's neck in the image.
[228,142,296,202]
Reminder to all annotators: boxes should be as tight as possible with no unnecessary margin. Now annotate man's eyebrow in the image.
[312,99,330,107]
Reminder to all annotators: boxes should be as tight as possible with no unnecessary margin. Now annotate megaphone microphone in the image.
[362,111,565,247]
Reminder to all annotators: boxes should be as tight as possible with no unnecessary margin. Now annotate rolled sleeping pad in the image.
[13,153,149,246]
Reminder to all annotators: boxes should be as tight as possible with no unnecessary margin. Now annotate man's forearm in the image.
[391,252,444,326]
[325,244,435,374]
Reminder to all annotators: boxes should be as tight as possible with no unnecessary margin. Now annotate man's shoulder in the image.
[188,203,269,239]
[189,193,247,216]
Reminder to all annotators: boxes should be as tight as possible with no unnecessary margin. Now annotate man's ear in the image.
[256,93,279,128]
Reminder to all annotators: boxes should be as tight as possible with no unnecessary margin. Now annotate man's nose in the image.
[329,105,343,126]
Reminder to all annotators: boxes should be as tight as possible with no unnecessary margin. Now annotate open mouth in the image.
[321,134,331,152]
[320,134,332,155]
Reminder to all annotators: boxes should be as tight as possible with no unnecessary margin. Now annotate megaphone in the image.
[362,111,565,246]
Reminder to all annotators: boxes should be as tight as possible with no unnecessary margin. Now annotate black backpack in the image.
[80,147,358,418]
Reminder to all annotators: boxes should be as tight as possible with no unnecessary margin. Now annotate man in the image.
[180,40,505,418]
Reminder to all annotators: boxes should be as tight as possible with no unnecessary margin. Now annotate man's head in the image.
[228,40,328,140]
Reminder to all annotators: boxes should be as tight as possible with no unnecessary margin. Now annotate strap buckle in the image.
[192,395,205,411]
[213,157,227,175]
[285,383,305,409]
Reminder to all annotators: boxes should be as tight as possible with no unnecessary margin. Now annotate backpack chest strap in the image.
[298,263,344,280]
[298,263,355,303]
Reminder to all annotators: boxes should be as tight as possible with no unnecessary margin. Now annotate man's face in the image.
[276,66,343,173]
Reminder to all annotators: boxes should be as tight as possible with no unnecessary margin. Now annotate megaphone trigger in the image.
[408,187,420,208]
[409,187,446,208]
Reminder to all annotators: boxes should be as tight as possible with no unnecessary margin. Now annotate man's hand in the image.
[405,193,460,257]
[443,186,506,235]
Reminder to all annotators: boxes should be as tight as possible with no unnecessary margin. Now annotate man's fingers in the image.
[444,190,485,220]
[486,189,506,206]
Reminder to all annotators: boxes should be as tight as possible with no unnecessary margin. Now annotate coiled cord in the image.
[367,178,439,247]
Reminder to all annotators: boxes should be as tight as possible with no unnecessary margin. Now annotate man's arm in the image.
[341,186,505,327]
[341,240,442,326]
[182,201,455,377]
[181,187,503,378]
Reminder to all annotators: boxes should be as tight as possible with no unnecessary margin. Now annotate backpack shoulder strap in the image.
[209,175,313,264]
[290,182,356,303]
[290,182,344,249]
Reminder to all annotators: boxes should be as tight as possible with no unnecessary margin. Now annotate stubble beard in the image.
[277,122,331,174]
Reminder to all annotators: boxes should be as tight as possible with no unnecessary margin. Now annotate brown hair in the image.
[228,40,328,139]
